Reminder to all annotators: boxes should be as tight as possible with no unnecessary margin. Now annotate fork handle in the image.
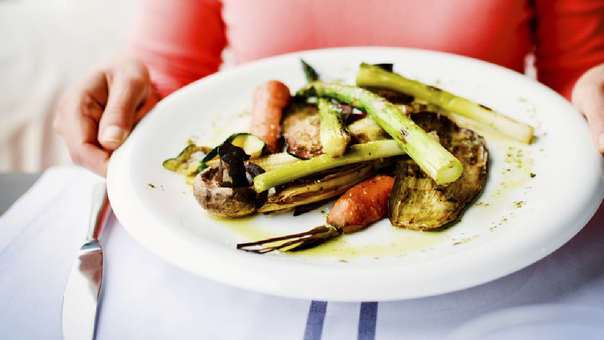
[87,182,109,242]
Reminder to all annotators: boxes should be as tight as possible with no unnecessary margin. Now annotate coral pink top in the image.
[130,0,604,100]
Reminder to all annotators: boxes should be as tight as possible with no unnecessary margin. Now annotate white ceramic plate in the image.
[107,47,603,301]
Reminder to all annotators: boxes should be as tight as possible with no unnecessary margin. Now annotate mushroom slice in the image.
[193,162,267,218]
[193,142,267,218]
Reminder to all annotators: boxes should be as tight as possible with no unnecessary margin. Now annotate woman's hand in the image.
[572,63,604,155]
[54,56,158,176]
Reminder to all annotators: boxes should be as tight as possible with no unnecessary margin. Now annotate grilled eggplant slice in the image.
[282,102,323,159]
[389,112,488,230]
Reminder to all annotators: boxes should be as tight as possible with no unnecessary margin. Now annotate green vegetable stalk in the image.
[347,116,389,143]
[300,59,320,83]
[299,60,351,157]
[356,63,534,143]
[403,101,509,142]
[318,98,351,157]
[253,140,405,192]
[248,152,300,172]
[296,82,463,186]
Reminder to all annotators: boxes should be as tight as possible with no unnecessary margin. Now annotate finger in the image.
[134,85,160,124]
[54,72,107,133]
[71,142,111,176]
[54,79,111,176]
[66,105,111,176]
[573,84,604,154]
[572,64,604,154]
[585,105,604,154]
[98,68,150,150]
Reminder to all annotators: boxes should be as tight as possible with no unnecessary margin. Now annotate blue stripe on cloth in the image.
[357,302,378,340]
[303,301,328,340]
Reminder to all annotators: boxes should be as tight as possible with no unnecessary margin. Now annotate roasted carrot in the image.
[250,80,291,153]
[238,174,395,253]
[326,175,395,233]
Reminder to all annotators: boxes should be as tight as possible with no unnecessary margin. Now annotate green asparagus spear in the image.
[372,63,393,72]
[401,101,509,142]
[296,82,463,185]
[253,140,404,192]
[299,59,351,157]
[300,59,320,83]
[356,63,534,143]
[318,98,351,157]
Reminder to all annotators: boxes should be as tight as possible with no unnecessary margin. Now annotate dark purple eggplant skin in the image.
[193,144,267,218]
[217,142,250,187]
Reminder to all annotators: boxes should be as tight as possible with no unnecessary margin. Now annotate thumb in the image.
[576,100,604,154]
[572,64,604,154]
[98,74,150,150]
[586,110,604,154]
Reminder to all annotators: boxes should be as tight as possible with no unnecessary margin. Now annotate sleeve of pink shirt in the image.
[128,0,604,100]
[128,0,226,98]
[534,0,604,99]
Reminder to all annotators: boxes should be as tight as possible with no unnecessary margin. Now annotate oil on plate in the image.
[107,47,603,301]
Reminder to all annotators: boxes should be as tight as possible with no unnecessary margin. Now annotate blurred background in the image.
[0,0,238,174]
[0,0,142,213]
[0,0,138,173]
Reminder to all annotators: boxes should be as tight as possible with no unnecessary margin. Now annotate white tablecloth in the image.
[1,167,603,339]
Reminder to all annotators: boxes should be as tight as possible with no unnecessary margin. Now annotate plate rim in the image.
[107,46,604,301]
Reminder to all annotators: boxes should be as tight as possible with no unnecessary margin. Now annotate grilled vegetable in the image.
[237,225,341,254]
[193,142,267,218]
[217,142,250,187]
[301,59,320,83]
[405,101,509,142]
[326,175,395,233]
[258,161,380,213]
[347,116,389,143]
[356,63,534,143]
[372,63,393,72]
[298,59,351,157]
[389,112,488,230]
[199,133,265,171]
[297,81,463,185]
[253,140,405,193]
[248,152,300,172]
[366,86,513,141]
[250,80,291,153]
[282,102,323,159]
[364,87,414,105]
[162,144,211,177]
[318,98,351,157]
[238,175,395,253]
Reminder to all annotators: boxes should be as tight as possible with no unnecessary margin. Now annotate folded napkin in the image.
[1,167,603,340]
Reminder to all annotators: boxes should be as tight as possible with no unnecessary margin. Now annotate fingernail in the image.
[599,133,604,151]
[101,126,129,145]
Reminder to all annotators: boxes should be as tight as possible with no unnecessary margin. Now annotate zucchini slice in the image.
[163,133,266,177]
[162,144,208,177]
